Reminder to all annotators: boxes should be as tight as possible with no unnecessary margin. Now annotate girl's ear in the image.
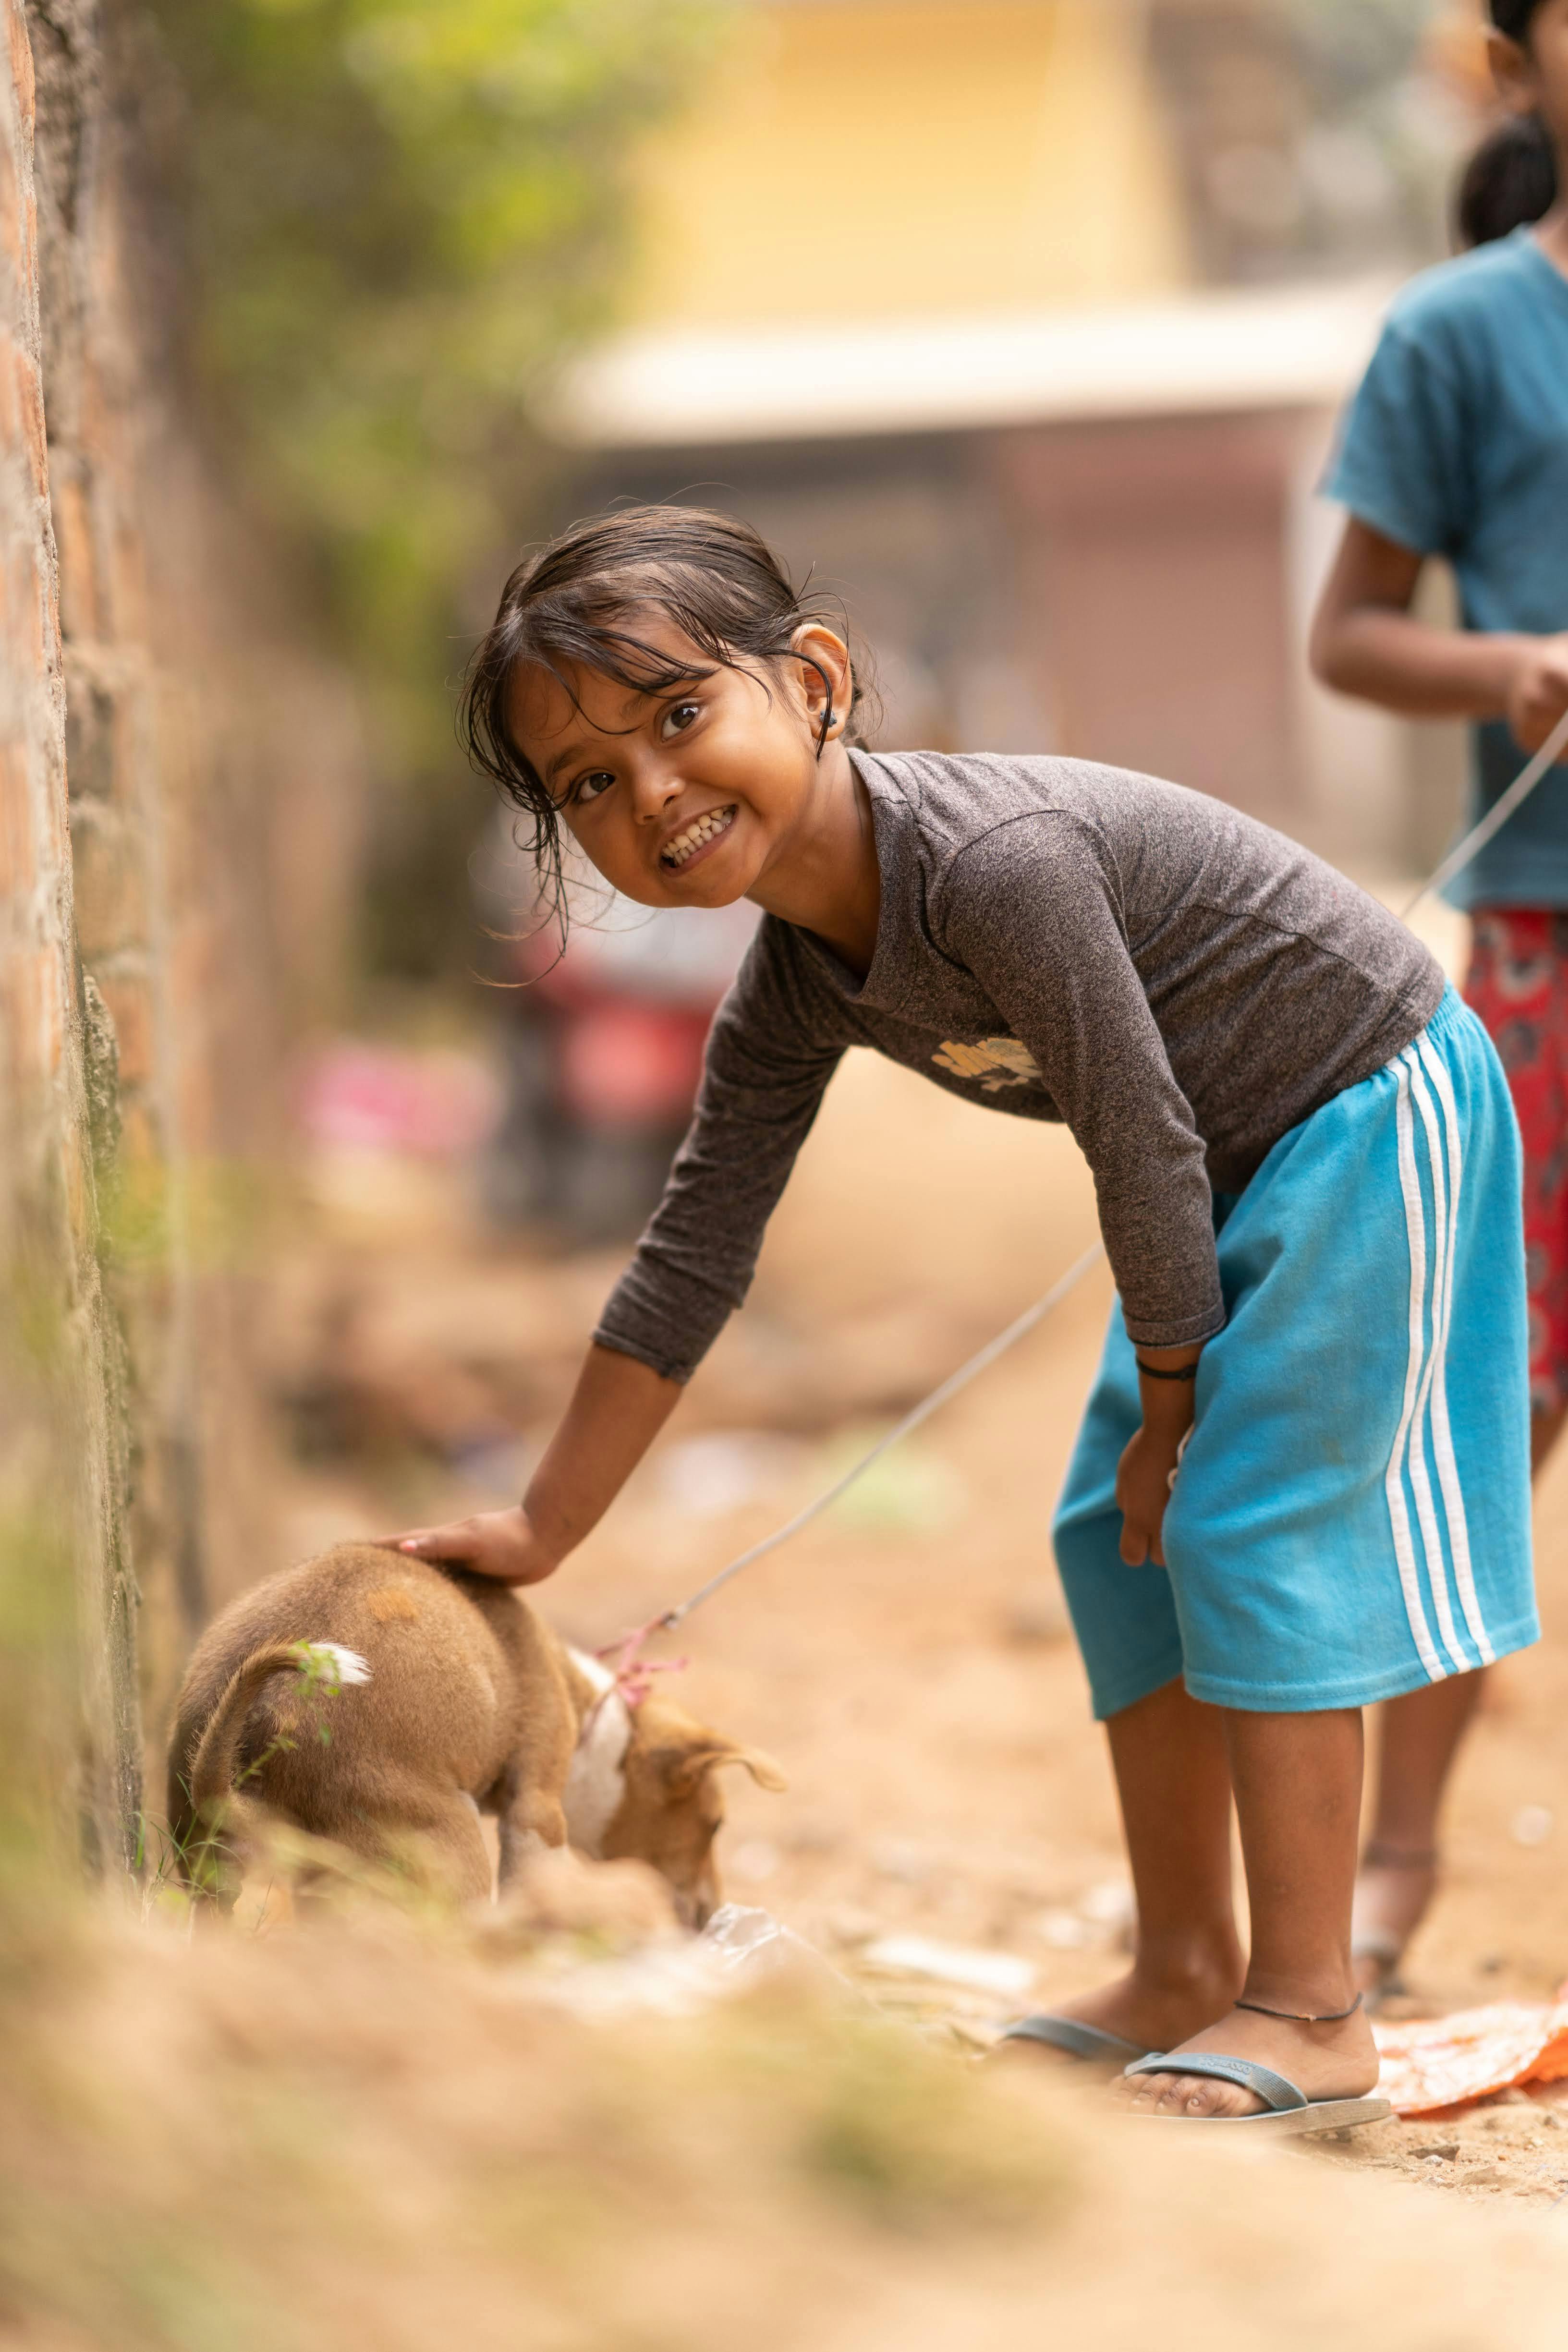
[1487,27,1539,115]
[790,624,853,746]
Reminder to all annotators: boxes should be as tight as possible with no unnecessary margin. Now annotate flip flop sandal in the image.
[1121,2052,1392,2135]
[998,2015,1155,2071]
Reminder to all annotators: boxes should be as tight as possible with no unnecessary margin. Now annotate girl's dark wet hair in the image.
[460,505,876,921]
[1456,0,1559,248]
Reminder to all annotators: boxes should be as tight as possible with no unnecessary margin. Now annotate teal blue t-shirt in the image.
[1325,229,1568,909]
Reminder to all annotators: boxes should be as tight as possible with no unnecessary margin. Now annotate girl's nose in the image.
[632,764,683,822]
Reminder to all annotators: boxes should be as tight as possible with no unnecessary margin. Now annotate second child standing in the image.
[1313,0,1568,2000]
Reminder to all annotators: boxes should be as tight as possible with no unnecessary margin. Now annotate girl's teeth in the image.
[664,807,734,868]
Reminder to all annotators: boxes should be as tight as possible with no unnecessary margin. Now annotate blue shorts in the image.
[1053,987,1537,1718]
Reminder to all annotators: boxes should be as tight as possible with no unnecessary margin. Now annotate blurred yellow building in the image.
[550,0,1456,869]
[631,0,1190,327]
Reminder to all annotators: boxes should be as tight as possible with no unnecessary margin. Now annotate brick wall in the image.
[0,0,139,1864]
[2,0,365,1863]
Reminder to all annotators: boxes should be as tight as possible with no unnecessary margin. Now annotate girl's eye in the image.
[660,701,701,740]
[573,771,617,804]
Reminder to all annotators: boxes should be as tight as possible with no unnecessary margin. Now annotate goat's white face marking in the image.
[563,1648,631,1856]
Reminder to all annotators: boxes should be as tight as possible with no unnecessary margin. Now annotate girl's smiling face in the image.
[506,614,854,909]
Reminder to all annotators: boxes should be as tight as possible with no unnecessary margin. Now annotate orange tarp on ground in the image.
[1375,2001,1568,2117]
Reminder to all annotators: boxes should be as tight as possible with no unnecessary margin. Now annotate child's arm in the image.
[379,928,850,1583]
[1116,1341,1205,1568]
[1311,516,1568,752]
[378,1342,681,1583]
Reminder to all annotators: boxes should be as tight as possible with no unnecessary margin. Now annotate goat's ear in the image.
[721,1745,788,1794]
[656,1740,788,1798]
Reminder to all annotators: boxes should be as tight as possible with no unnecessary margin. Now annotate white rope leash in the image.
[657,1241,1106,1629]
[647,709,1568,1639]
[1400,705,1568,920]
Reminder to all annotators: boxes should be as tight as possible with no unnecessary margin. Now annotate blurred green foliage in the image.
[139,0,719,973]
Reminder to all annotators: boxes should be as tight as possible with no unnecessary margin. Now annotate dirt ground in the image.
[243,918,1568,2219]
[31,929,1568,2345]
[17,1901,1568,2352]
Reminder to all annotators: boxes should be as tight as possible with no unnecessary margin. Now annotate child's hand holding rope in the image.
[1506,631,1568,757]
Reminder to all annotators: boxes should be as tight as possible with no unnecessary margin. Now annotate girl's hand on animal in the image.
[377,1349,681,1591]
[1115,1424,1185,1566]
[374,1505,561,1585]
[1506,634,1568,755]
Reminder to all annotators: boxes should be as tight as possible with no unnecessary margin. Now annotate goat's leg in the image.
[496,1761,569,1890]
[341,1788,495,1904]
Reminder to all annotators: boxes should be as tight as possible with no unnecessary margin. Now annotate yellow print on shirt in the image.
[931,1036,1043,1092]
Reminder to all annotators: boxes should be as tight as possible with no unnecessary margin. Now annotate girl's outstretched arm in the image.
[1311,516,1568,749]
[383,934,848,1586]
[376,1343,681,1584]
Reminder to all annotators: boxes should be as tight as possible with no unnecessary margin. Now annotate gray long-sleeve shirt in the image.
[596,752,1445,1376]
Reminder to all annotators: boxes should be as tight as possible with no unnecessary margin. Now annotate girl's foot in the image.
[997,1956,1243,2068]
[1350,1842,1437,2001]
[1113,1993,1380,2119]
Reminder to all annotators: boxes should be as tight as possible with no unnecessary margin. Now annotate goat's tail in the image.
[169,1641,371,1894]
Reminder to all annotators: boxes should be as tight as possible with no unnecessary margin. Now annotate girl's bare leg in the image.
[1533,1404,1568,1476]
[1118,1706,1378,2118]
[1351,1400,1558,1991]
[1352,1671,1484,1990]
[1018,1676,1243,2059]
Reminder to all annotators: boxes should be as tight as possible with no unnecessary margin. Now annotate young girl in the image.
[1311,0,1568,2000]
[388,504,1534,2126]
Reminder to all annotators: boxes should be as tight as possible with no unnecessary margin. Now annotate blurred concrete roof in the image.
[545,278,1393,450]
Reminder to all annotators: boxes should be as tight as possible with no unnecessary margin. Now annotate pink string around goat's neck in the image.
[595,1614,689,1710]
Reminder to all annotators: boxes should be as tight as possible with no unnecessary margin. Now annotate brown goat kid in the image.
[167,1545,784,1924]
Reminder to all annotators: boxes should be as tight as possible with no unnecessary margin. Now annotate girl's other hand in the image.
[1507,633,1568,754]
[373,1505,560,1586]
[1115,1423,1185,1567]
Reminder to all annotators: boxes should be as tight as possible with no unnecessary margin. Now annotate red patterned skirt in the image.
[1465,908,1568,1415]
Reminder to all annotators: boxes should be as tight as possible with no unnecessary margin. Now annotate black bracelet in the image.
[1135,1357,1198,1382]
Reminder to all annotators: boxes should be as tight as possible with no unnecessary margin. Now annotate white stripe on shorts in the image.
[1386,1041,1491,1680]
[1414,1030,1494,1666]
[1402,1049,1471,1673]
[1388,1058,1446,1684]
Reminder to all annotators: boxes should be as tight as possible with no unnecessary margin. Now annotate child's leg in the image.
[1118,1706,1379,2118]
[1352,1669,1484,1992]
[1350,915,1567,1986]
[1053,992,1532,2090]
[1031,1677,1242,2058]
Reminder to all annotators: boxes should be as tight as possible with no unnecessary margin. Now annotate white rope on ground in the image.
[647,707,1568,1638]
[658,1240,1106,1629]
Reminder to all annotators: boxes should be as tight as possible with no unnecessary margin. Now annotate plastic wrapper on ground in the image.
[1375,1999,1568,2116]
